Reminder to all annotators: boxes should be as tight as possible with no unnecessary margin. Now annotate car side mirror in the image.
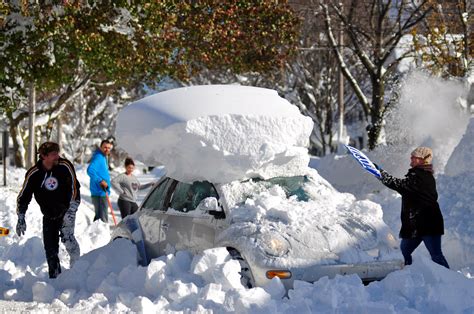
[196,197,220,212]
[196,197,225,219]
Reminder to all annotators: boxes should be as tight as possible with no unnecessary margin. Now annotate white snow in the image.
[444,118,474,177]
[0,82,473,312]
[116,85,314,183]
[217,168,402,268]
[384,71,469,171]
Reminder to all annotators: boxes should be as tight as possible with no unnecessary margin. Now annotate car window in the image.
[141,177,173,210]
[169,181,218,213]
[262,176,310,201]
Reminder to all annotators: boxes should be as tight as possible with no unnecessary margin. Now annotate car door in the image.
[158,180,221,255]
[138,177,175,260]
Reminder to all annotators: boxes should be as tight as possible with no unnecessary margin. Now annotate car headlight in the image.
[260,232,290,257]
[386,232,398,249]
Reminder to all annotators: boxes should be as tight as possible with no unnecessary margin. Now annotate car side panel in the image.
[159,213,217,254]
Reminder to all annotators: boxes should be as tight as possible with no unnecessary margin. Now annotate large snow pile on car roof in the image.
[116,85,314,183]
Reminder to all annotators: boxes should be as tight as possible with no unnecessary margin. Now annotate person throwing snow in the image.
[376,146,449,268]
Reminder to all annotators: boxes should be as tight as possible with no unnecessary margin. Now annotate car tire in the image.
[227,247,255,288]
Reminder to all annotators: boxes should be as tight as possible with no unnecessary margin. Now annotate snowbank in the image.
[436,118,474,270]
[444,117,474,177]
[116,85,314,183]
[0,158,473,312]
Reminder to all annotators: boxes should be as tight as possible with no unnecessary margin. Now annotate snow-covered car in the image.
[112,85,404,289]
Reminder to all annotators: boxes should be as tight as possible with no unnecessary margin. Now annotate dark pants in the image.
[92,196,108,222]
[43,216,63,278]
[117,198,138,219]
[401,235,450,268]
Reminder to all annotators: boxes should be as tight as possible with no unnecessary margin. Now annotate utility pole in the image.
[27,83,36,168]
[337,5,345,153]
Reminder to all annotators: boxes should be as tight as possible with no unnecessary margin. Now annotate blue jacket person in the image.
[87,139,112,222]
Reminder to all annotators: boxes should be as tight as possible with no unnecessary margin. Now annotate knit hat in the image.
[411,146,433,164]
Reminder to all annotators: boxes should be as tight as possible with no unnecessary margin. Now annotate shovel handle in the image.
[105,192,117,226]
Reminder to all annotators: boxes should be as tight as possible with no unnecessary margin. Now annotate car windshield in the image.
[224,175,310,208]
[257,176,310,201]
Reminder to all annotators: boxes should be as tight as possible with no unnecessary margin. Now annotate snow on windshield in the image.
[116,85,314,183]
[218,168,401,266]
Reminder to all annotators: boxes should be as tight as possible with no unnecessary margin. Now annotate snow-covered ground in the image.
[1,129,474,313]
[0,81,473,312]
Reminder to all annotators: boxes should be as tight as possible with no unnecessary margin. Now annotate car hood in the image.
[217,168,402,267]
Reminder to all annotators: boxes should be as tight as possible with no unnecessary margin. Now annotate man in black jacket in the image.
[16,142,81,278]
[378,146,449,268]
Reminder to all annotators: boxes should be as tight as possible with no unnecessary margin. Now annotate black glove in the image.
[16,213,26,236]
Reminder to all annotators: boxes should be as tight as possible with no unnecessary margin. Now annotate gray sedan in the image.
[112,169,404,290]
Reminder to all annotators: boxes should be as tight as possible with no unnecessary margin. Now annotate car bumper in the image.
[253,259,405,289]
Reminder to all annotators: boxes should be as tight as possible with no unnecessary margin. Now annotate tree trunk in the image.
[367,76,385,149]
[9,124,25,168]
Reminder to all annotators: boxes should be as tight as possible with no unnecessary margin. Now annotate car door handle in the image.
[162,223,169,231]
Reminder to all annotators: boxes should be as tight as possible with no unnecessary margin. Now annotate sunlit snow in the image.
[116,85,314,183]
[0,80,473,312]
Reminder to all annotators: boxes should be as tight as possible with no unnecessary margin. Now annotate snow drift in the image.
[437,118,474,270]
[444,117,474,177]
